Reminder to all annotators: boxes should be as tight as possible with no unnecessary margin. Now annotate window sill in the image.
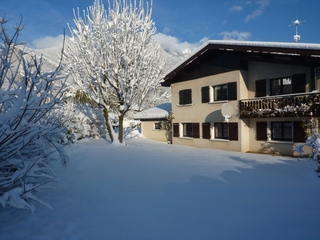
[179,137,194,140]
[210,138,229,142]
[268,140,293,144]
[208,101,228,104]
[178,104,193,107]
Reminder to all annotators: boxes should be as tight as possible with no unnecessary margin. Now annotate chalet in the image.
[134,103,172,142]
[161,40,320,156]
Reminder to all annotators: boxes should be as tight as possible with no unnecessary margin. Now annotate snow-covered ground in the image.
[1,133,320,240]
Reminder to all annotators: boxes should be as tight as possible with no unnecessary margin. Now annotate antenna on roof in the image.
[289,1,305,43]
[290,18,305,42]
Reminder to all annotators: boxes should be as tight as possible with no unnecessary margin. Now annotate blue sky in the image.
[1,0,320,51]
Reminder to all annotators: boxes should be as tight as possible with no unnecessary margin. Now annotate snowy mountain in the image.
[25,46,63,71]
[28,44,187,75]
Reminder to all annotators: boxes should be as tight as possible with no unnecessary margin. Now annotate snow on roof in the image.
[206,40,320,50]
[134,103,171,120]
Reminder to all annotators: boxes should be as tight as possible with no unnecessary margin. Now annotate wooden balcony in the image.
[239,92,320,119]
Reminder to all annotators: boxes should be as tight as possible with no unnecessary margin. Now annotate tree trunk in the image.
[103,108,114,142]
[118,113,124,143]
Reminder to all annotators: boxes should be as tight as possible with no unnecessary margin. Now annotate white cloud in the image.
[219,30,251,41]
[229,6,243,12]
[153,33,208,56]
[31,35,65,49]
[245,0,269,22]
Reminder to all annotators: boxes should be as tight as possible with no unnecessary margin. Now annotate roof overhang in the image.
[161,40,320,86]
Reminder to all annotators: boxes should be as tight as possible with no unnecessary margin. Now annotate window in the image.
[179,89,192,105]
[214,84,228,101]
[213,82,237,101]
[203,82,237,103]
[214,122,238,140]
[270,74,305,96]
[214,123,229,139]
[257,121,305,142]
[182,123,200,138]
[202,122,211,139]
[154,122,161,130]
[271,122,292,141]
[270,77,292,95]
[183,123,193,137]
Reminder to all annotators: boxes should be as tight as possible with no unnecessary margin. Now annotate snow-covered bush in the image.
[0,17,68,212]
[61,100,108,142]
[303,135,320,161]
[295,118,320,175]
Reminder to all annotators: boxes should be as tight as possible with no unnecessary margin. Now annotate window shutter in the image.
[228,123,238,141]
[179,89,192,105]
[256,122,268,141]
[173,123,179,137]
[227,82,237,100]
[179,90,184,105]
[192,123,200,138]
[293,121,306,142]
[255,79,266,97]
[292,73,306,93]
[201,86,210,103]
[202,122,211,139]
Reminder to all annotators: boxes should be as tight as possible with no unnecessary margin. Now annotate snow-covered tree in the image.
[65,0,166,143]
[0,17,68,212]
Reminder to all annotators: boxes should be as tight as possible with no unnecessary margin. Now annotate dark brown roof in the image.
[162,40,320,86]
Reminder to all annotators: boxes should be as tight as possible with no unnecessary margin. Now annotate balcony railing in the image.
[239,92,320,118]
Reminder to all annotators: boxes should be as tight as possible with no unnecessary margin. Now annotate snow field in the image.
[1,136,320,240]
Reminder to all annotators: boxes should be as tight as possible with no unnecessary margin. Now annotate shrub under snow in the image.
[0,17,68,212]
[61,101,108,142]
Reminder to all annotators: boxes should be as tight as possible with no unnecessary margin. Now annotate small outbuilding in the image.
[134,103,172,142]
